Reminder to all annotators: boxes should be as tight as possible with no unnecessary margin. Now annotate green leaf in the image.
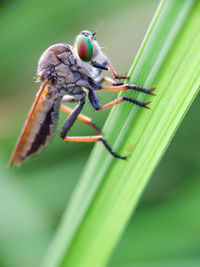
[43,0,200,266]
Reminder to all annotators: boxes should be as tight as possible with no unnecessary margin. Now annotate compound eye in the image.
[77,35,93,61]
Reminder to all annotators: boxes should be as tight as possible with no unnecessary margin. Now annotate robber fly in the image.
[9,30,155,167]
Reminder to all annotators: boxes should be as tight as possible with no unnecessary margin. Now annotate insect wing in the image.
[9,80,54,166]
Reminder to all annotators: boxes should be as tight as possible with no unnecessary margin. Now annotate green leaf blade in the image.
[43,1,200,266]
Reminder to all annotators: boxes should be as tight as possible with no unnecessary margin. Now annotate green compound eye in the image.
[77,35,93,61]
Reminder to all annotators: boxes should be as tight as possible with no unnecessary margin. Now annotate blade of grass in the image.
[43,0,200,266]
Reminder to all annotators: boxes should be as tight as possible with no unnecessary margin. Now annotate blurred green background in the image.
[1,0,200,266]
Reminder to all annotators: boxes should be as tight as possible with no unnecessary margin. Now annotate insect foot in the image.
[125,84,156,95]
[150,86,156,96]
[116,74,127,79]
[101,138,127,160]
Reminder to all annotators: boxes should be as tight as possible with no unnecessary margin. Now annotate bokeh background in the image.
[0,0,200,266]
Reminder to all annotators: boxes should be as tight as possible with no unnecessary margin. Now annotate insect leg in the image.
[100,84,155,95]
[88,89,150,110]
[88,77,155,95]
[91,59,126,80]
[61,95,101,134]
[91,61,108,71]
[63,135,126,160]
[95,76,124,86]
[60,105,101,134]
[60,98,86,138]
[106,61,127,80]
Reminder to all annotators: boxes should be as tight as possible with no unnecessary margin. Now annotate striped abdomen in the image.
[9,82,61,166]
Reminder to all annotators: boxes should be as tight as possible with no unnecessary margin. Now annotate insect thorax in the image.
[36,43,98,98]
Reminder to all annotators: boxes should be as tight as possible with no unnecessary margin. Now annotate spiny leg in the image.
[61,95,101,134]
[100,84,155,95]
[106,61,127,80]
[60,98,86,139]
[63,135,126,160]
[95,76,124,86]
[88,89,151,110]
[60,96,125,159]
[91,59,127,80]
[88,76,155,95]
[91,61,108,71]
[60,104,101,134]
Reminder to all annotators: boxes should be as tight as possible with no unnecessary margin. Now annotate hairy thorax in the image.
[37,43,86,97]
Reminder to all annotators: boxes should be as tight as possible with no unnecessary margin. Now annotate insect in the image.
[9,30,155,167]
